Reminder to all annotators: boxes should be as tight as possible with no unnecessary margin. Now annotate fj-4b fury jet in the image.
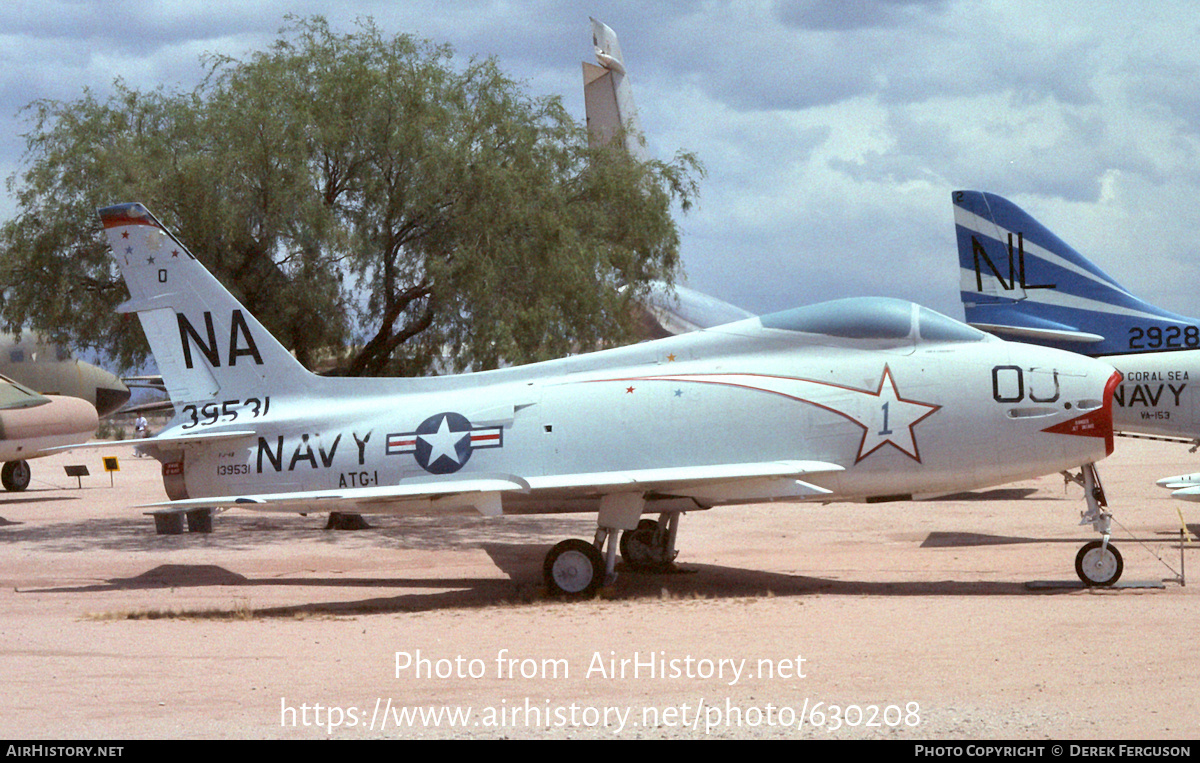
[99,203,1123,594]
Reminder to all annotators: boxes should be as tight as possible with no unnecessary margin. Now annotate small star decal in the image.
[626,386,635,394]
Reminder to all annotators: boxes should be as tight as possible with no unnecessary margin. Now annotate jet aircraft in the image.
[953,190,1200,504]
[0,374,97,491]
[0,335,130,417]
[99,202,1124,591]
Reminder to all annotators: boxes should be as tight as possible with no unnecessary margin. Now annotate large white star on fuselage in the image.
[419,415,468,466]
[853,365,941,463]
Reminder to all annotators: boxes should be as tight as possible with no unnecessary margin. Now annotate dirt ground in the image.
[0,438,1197,740]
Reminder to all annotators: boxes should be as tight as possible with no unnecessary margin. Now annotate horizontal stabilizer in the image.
[1169,485,1200,503]
[43,428,258,455]
[1157,473,1200,490]
[968,322,1104,344]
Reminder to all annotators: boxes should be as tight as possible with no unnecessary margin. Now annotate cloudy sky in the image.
[3,0,1200,323]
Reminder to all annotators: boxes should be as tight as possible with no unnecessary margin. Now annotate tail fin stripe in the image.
[958,279,1192,323]
[953,190,1198,355]
[955,211,1130,294]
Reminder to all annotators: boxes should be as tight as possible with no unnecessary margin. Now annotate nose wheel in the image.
[1075,539,1124,586]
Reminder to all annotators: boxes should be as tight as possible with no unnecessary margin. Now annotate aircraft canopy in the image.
[761,297,987,343]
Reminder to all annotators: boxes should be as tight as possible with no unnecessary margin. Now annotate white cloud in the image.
[2,0,1200,322]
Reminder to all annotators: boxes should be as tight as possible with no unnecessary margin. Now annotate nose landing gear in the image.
[1070,462,1123,587]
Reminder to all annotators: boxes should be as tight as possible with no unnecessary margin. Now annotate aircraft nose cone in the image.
[94,384,132,417]
[0,395,98,442]
[40,395,100,439]
[1039,368,1122,456]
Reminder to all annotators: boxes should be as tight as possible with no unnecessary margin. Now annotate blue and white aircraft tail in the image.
[954,190,1200,504]
[953,190,1199,357]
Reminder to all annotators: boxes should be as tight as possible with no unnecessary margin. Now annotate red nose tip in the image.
[1039,370,1122,455]
[1101,369,1122,455]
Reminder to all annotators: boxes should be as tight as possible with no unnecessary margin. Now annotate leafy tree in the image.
[0,16,702,375]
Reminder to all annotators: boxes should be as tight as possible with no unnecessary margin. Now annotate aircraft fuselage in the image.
[156,319,1117,515]
[1105,350,1200,439]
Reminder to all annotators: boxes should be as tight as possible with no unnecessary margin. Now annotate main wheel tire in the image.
[544,539,605,597]
[620,526,665,569]
[1,461,31,492]
[1075,540,1124,586]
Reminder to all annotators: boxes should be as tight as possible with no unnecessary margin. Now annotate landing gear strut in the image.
[1069,463,1123,586]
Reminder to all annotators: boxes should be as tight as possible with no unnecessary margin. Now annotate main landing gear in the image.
[1068,463,1124,587]
[1,461,31,492]
[543,511,683,597]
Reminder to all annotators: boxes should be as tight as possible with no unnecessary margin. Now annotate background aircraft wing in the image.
[632,281,755,338]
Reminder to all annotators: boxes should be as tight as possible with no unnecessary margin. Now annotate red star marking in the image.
[626,386,635,394]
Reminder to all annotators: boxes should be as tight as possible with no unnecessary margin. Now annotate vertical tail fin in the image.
[952,190,1196,355]
[583,18,649,162]
[99,203,313,407]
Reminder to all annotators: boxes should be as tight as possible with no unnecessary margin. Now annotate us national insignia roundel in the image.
[386,412,503,474]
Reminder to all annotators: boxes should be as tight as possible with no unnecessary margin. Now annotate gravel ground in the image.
[0,439,1197,739]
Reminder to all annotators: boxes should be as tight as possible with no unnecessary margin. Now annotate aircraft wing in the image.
[137,460,845,517]
[42,427,258,455]
[632,281,756,338]
[524,460,841,498]
[139,477,533,517]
